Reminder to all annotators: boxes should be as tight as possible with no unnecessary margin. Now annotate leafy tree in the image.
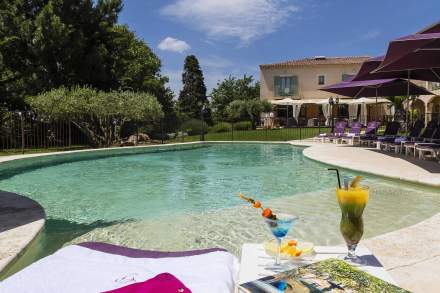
[211,75,260,122]
[387,96,406,110]
[27,86,163,146]
[226,99,272,129]
[178,55,211,122]
[0,0,176,127]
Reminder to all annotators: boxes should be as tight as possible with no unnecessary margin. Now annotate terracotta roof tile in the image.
[260,56,370,68]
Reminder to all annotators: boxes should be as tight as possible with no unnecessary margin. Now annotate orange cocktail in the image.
[336,185,369,262]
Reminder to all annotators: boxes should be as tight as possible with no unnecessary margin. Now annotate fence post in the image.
[20,112,25,154]
[299,125,302,140]
[68,120,72,148]
[160,119,164,144]
[265,126,268,141]
[231,122,234,141]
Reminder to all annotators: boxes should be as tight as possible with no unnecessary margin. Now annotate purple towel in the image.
[102,273,191,293]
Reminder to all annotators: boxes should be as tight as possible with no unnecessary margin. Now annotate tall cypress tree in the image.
[178,55,210,121]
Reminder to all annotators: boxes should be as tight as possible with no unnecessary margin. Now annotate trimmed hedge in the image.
[181,119,208,136]
[233,121,252,131]
[210,122,232,133]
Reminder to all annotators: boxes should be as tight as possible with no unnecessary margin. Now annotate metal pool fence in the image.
[11,110,438,153]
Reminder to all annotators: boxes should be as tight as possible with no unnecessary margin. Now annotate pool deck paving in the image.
[0,142,440,292]
[291,140,440,292]
[0,191,45,273]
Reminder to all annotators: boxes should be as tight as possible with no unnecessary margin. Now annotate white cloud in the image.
[158,37,191,53]
[161,0,300,44]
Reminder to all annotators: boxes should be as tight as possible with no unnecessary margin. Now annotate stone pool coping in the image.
[0,192,45,273]
[290,140,440,187]
[1,141,439,291]
[290,140,440,292]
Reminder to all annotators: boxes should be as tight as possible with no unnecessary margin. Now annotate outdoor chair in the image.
[359,121,380,146]
[416,142,440,161]
[382,119,425,153]
[339,122,363,145]
[403,121,438,156]
[373,121,401,149]
[314,121,347,143]
[414,126,440,159]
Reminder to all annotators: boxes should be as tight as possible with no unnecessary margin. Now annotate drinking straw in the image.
[328,168,341,188]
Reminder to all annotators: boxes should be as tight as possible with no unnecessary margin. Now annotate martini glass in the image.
[264,213,298,266]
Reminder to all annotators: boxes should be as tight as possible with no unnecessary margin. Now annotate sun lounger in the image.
[314,121,347,143]
[416,143,440,161]
[361,121,400,149]
[0,242,239,293]
[382,120,425,153]
[339,122,363,145]
[403,121,438,156]
[359,121,380,146]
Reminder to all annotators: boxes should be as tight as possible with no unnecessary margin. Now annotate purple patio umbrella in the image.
[417,20,440,34]
[374,33,440,78]
[353,54,440,82]
[320,78,432,120]
[320,78,432,98]
[373,31,440,128]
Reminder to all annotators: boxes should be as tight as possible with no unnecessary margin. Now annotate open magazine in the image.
[239,258,409,293]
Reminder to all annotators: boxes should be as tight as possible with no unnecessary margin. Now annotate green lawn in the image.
[172,127,330,142]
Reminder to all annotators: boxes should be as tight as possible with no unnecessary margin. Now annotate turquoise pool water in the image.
[1,143,440,277]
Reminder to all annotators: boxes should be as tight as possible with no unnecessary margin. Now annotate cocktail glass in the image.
[336,186,369,264]
[264,213,298,266]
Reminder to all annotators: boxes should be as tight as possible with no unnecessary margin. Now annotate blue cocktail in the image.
[264,213,298,266]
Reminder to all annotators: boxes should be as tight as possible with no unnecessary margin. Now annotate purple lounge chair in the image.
[339,122,363,145]
[403,121,438,156]
[314,120,348,142]
[414,126,440,158]
[359,121,380,146]
[382,119,425,153]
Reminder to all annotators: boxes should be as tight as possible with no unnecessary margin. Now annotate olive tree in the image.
[27,86,163,146]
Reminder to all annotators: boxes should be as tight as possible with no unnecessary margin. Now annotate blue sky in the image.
[119,0,440,96]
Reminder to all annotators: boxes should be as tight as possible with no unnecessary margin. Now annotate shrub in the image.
[233,121,252,131]
[210,122,232,133]
[180,119,208,136]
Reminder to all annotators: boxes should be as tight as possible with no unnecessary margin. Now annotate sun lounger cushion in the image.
[0,242,239,293]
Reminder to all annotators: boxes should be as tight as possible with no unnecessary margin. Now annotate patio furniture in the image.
[339,121,363,145]
[374,121,401,150]
[238,243,396,285]
[403,121,438,156]
[416,143,440,161]
[0,242,239,293]
[382,119,425,153]
[413,126,440,158]
[313,120,347,143]
[359,121,380,146]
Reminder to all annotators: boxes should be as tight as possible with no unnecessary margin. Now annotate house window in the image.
[342,74,352,81]
[318,75,325,85]
[274,76,298,96]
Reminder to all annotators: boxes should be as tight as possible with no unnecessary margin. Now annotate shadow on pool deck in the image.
[0,191,45,233]
[369,149,440,174]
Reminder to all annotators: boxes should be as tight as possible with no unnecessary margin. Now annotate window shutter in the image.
[274,76,281,96]
[292,76,298,95]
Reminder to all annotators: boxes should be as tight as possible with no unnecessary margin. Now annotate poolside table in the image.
[237,243,396,286]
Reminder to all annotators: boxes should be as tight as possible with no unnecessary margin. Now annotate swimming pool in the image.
[1,143,440,277]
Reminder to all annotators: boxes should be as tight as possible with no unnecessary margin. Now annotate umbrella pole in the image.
[375,87,378,123]
[407,70,410,133]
